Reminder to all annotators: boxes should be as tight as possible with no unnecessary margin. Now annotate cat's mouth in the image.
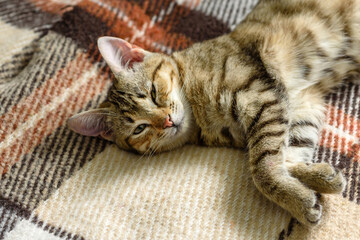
[171,115,185,135]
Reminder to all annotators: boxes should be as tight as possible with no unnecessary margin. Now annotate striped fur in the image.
[68,0,360,225]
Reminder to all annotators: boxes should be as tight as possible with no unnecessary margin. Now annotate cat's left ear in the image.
[68,109,114,141]
[97,36,150,74]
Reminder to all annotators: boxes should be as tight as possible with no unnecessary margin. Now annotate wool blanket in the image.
[0,0,359,239]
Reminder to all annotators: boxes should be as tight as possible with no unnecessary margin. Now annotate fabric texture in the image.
[0,0,359,239]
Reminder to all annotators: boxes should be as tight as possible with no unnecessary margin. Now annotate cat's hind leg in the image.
[285,87,345,193]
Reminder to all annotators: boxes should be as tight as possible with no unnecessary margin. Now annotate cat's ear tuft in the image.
[97,36,149,74]
[68,109,114,141]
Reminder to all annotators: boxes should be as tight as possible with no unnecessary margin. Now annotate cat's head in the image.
[68,37,193,154]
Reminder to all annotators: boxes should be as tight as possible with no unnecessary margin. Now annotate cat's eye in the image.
[151,84,157,103]
[134,124,147,135]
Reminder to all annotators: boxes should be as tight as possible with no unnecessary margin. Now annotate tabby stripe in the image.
[125,136,137,153]
[137,93,146,98]
[250,130,285,149]
[303,63,312,79]
[152,60,164,82]
[125,117,135,123]
[295,50,311,79]
[247,100,279,135]
[272,0,332,29]
[253,149,279,166]
[221,56,229,81]
[221,127,234,143]
[289,137,314,148]
[197,129,206,145]
[171,56,185,86]
[290,121,318,129]
[170,70,176,85]
[248,117,288,137]
[303,29,328,59]
[231,91,240,121]
[259,85,275,93]
[334,54,358,65]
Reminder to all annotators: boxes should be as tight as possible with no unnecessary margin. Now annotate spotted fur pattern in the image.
[69,0,360,225]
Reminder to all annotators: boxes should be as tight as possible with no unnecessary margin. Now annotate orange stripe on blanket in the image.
[0,49,86,142]
[320,104,360,161]
[319,127,359,161]
[78,0,193,51]
[326,105,360,137]
[27,0,77,15]
[0,50,110,175]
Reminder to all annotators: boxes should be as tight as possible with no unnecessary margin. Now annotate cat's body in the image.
[68,0,358,225]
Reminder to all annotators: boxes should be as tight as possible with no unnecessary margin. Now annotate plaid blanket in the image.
[0,0,359,239]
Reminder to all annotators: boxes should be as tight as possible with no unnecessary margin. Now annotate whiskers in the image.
[137,133,168,161]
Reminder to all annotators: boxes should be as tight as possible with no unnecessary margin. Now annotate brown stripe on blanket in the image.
[0,197,86,240]
[52,6,110,50]
[30,215,86,240]
[50,0,222,53]
[169,6,231,43]
[0,196,31,238]
[0,114,109,210]
[317,146,359,202]
[80,0,193,52]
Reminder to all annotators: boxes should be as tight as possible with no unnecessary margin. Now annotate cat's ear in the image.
[97,36,149,74]
[68,109,114,141]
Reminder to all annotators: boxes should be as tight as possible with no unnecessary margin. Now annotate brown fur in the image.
[68,0,360,225]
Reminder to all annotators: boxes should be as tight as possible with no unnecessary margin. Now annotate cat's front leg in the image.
[235,87,321,225]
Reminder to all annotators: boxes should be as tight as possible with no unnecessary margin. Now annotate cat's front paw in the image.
[304,199,322,225]
[289,190,322,226]
[316,164,346,193]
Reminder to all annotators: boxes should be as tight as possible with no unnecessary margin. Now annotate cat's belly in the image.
[198,126,247,149]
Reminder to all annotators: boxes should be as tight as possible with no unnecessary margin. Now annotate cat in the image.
[67,0,360,225]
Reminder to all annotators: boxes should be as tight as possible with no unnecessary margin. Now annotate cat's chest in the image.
[190,99,246,149]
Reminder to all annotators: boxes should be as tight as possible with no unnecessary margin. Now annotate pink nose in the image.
[163,115,174,129]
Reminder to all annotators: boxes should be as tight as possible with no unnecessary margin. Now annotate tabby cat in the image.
[68,0,360,225]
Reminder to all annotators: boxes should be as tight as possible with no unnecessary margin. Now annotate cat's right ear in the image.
[97,36,150,75]
[68,109,114,141]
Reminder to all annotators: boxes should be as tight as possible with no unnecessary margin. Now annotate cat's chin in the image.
[155,116,192,153]
[172,115,185,135]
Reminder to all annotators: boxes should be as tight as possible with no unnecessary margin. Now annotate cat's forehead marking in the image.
[107,85,140,114]
[152,60,165,82]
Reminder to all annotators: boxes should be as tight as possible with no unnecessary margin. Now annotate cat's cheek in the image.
[130,137,153,154]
